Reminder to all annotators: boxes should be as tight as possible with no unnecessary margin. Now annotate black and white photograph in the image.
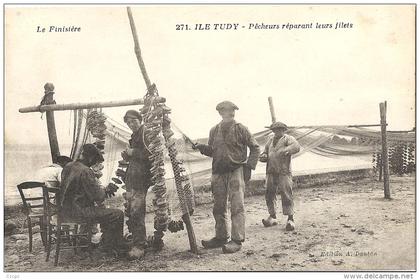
[3,3,416,275]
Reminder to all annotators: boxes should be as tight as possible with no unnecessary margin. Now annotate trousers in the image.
[211,167,245,242]
[265,173,294,217]
[124,187,148,248]
[69,206,124,248]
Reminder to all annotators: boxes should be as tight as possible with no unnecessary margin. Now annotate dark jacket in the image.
[60,161,106,215]
[199,120,260,174]
[125,125,153,190]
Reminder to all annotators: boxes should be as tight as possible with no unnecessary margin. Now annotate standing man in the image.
[121,110,153,260]
[259,122,300,231]
[60,144,125,255]
[195,101,260,254]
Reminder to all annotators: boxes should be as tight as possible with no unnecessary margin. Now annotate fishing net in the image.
[164,125,196,224]
[70,109,91,160]
[372,142,416,176]
[101,115,416,181]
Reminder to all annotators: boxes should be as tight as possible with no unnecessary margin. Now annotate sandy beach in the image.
[4,175,415,271]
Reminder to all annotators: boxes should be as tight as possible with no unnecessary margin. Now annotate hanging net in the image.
[68,109,415,228]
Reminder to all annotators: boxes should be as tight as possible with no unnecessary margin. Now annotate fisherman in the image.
[194,101,260,254]
[121,109,154,260]
[259,122,300,231]
[60,144,126,256]
[25,155,73,199]
[33,155,73,189]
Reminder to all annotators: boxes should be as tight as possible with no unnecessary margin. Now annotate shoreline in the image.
[5,166,373,213]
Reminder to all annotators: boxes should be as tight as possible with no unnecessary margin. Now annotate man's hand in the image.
[125,148,134,157]
[121,150,129,161]
[259,153,268,163]
[105,183,119,198]
[193,144,207,153]
[276,149,289,156]
[97,201,106,208]
[243,164,252,183]
[121,148,134,160]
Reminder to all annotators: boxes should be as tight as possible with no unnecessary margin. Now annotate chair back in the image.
[44,186,61,218]
[17,181,49,215]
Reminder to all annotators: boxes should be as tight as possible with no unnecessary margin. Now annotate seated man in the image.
[33,155,73,188]
[60,143,127,255]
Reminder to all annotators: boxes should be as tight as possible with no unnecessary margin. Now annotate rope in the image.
[70,109,78,159]
[105,131,118,183]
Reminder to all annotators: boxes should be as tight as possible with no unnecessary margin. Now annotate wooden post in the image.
[268,97,276,123]
[182,214,199,254]
[378,153,383,181]
[43,83,60,163]
[380,101,391,199]
[126,6,198,254]
[127,7,152,89]
[19,97,163,113]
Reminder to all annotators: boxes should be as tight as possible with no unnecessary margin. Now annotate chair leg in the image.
[73,224,78,254]
[39,217,47,249]
[87,225,93,257]
[54,223,61,266]
[28,217,33,253]
[45,223,51,262]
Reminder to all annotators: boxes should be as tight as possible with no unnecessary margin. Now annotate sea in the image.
[4,144,371,206]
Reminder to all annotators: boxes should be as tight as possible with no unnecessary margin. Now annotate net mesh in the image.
[164,126,196,220]
[98,114,415,199]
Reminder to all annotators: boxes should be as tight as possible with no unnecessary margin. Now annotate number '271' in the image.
[176,24,190,30]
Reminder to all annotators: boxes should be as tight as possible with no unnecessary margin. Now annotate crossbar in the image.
[19,97,165,113]
[288,124,385,129]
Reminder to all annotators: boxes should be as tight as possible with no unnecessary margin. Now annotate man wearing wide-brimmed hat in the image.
[259,122,300,231]
[195,100,260,254]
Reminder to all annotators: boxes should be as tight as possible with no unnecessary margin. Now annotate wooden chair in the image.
[16,181,49,252]
[44,187,93,266]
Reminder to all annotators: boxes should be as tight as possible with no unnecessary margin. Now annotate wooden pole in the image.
[378,153,383,181]
[43,83,60,163]
[380,101,391,199]
[288,124,384,129]
[127,6,198,254]
[268,97,276,123]
[19,97,164,113]
[127,7,152,89]
[182,214,199,254]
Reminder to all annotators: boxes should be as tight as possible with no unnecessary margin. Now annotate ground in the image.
[4,175,415,271]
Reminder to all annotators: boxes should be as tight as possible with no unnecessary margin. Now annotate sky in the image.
[5,5,415,146]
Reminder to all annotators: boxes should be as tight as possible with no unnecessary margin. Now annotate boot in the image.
[147,235,164,252]
[201,237,228,249]
[222,240,242,254]
[262,216,278,227]
[286,220,295,231]
[128,246,145,260]
[95,239,129,258]
[95,241,121,258]
[91,232,102,245]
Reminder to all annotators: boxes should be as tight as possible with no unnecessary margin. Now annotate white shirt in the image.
[33,163,63,188]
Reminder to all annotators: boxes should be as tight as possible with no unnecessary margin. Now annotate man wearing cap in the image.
[259,122,300,231]
[194,101,260,254]
[121,109,153,259]
[60,144,125,255]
